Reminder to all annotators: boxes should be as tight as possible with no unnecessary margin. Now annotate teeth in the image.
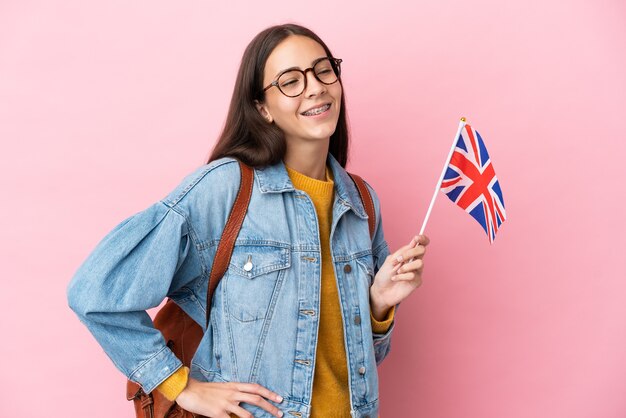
[303,104,330,116]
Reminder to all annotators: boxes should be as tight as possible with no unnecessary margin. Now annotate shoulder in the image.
[161,157,242,208]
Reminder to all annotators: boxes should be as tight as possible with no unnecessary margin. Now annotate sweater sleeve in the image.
[156,366,190,401]
[370,305,395,334]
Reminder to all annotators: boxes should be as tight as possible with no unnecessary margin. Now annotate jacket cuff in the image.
[128,346,183,394]
[156,366,190,401]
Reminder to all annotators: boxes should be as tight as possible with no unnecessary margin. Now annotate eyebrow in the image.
[274,56,328,78]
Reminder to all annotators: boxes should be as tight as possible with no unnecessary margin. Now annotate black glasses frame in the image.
[262,57,343,98]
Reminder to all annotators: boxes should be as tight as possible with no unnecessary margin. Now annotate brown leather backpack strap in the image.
[347,172,376,240]
[205,160,254,329]
[140,395,154,418]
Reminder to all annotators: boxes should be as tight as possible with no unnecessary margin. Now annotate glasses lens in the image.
[278,71,305,97]
[275,58,341,97]
[315,58,339,84]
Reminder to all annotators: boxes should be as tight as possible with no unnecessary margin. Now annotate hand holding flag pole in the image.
[371,117,506,313]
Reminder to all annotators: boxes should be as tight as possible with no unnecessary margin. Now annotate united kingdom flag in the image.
[440,124,506,243]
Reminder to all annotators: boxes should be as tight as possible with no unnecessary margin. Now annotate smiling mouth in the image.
[301,103,331,116]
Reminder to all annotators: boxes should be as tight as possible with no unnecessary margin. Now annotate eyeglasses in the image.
[262,57,342,98]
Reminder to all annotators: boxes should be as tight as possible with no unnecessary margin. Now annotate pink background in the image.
[1,1,625,417]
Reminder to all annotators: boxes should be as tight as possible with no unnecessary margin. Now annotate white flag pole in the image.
[400,118,467,267]
[417,117,467,237]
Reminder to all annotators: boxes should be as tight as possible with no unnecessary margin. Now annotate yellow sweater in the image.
[156,162,395,418]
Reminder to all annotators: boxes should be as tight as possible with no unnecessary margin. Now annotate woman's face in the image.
[256,35,342,147]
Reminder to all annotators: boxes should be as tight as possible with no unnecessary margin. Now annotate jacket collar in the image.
[255,153,368,219]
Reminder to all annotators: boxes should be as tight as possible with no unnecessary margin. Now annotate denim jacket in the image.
[67,153,399,418]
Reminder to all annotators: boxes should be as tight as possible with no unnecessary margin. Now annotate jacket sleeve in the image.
[66,200,203,394]
[366,180,401,366]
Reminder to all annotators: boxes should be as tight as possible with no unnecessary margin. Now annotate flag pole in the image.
[418,117,467,236]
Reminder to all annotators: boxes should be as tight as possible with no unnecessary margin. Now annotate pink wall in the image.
[1,1,625,417]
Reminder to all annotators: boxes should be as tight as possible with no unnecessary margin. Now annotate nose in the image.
[303,68,326,97]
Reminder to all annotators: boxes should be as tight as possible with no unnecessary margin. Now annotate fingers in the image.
[391,271,423,287]
[235,392,283,417]
[396,258,423,274]
[177,380,284,418]
[392,245,425,266]
[392,258,424,281]
[234,382,283,403]
[391,239,427,284]
[403,234,430,251]
[233,383,284,417]
[229,405,254,418]
[416,234,430,246]
[392,269,423,283]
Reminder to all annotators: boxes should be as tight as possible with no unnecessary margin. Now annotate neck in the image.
[283,138,330,180]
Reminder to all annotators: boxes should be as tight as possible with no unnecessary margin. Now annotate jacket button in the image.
[243,254,253,271]
[358,366,366,375]
[354,315,361,325]
[344,264,352,273]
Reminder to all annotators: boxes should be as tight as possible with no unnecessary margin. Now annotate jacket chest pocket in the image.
[223,243,291,322]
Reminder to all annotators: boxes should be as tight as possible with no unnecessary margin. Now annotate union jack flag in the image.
[440,124,506,243]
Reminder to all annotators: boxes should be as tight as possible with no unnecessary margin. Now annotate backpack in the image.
[127,159,376,418]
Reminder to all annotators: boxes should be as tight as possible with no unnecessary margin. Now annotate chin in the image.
[307,126,337,141]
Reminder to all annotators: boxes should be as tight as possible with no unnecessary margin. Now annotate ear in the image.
[254,100,273,124]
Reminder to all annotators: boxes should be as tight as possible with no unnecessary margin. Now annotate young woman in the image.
[67,23,430,418]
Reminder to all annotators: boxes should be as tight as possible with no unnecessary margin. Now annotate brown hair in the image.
[207,23,350,168]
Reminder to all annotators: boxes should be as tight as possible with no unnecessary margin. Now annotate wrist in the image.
[369,286,392,321]
[175,376,195,403]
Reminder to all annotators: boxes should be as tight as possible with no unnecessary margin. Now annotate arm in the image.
[66,200,203,394]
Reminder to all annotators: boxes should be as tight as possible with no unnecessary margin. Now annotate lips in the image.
[300,103,331,116]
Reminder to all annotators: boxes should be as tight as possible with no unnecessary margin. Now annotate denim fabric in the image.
[67,153,399,418]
